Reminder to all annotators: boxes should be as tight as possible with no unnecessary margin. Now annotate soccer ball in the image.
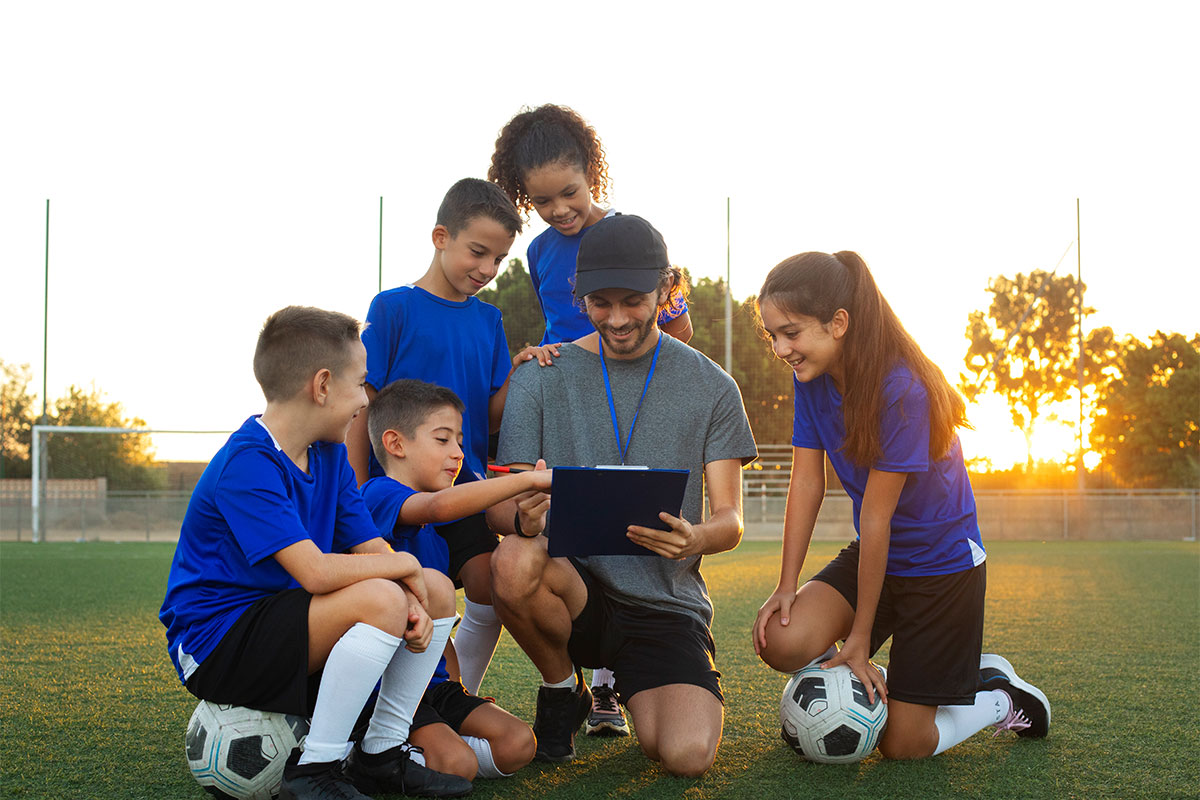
[780,662,888,764]
[185,701,310,799]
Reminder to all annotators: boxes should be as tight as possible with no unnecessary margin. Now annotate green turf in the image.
[2,540,1198,800]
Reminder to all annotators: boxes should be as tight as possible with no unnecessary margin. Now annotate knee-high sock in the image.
[362,616,456,754]
[301,623,401,765]
[462,735,510,779]
[454,599,501,695]
[932,689,1012,755]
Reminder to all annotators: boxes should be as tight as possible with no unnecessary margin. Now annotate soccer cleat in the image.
[345,742,473,797]
[585,685,630,737]
[280,750,372,800]
[979,654,1051,738]
[533,667,593,762]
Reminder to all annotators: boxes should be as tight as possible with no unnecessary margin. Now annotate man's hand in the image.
[626,511,701,559]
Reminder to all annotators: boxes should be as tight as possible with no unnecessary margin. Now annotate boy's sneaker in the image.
[585,685,630,737]
[533,667,592,762]
[345,742,473,797]
[979,653,1051,738]
[280,750,371,800]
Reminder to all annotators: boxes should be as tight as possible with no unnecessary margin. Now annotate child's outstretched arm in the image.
[753,446,825,654]
[398,459,552,527]
[488,345,562,432]
[820,467,905,704]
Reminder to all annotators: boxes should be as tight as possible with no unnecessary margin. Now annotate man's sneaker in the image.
[280,749,371,800]
[345,742,473,798]
[533,667,593,762]
[979,654,1051,738]
[585,685,630,737]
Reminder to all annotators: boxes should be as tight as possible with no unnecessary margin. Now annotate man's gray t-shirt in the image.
[496,334,757,627]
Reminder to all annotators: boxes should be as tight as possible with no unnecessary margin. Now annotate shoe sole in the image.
[585,720,630,737]
[980,653,1051,734]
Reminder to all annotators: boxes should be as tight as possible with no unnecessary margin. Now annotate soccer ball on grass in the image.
[780,662,888,764]
[185,701,310,799]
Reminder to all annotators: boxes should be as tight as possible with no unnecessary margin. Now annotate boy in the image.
[360,378,550,779]
[347,178,529,697]
[159,307,472,800]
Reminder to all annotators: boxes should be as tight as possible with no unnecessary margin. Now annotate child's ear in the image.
[381,428,405,459]
[431,224,451,251]
[311,368,333,405]
[830,308,850,340]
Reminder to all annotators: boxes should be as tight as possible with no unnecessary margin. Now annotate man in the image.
[485,214,758,777]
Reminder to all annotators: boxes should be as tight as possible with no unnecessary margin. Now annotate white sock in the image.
[454,599,501,696]
[361,616,455,754]
[932,689,1012,755]
[300,623,401,765]
[463,735,510,779]
[541,671,577,690]
[591,667,615,689]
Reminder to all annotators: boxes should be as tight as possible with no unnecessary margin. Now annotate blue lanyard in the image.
[599,332,663,466]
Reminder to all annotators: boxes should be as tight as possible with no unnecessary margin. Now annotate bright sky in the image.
[3,2,1197,466]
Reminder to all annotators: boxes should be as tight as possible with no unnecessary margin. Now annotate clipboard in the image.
[545,466,690,557]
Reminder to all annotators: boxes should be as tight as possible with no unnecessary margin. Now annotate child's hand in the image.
[513,343,562,368]
[401,592,433,652]
[753,587,798,654]
[528,458,552,492]
[821,633,888,705]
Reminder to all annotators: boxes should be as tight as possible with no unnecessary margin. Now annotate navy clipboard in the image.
[545,466,690,557]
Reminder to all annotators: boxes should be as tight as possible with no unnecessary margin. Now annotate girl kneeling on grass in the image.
[751,250,1050,759]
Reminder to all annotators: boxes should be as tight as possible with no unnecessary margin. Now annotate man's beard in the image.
[596,314,656,357]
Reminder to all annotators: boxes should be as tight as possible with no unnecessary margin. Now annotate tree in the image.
[477,258,545,356]
[1,360,37,479]
[960,270,1101,469]
[1090,331,1199,488]
[44,385,164,490]
[685,277,795,445]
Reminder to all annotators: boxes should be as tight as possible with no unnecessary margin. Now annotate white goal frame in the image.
[29,424,230,543]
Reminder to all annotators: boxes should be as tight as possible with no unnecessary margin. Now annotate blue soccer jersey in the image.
[791,364,986,576]
[360,475,451,686]
[362,285,509,481]
[159,416,379,684]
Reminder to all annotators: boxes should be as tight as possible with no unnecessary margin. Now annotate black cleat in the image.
[345,742,473,797]
[533,667,593,762]
[979,654,1051,738]
[280,749,372,800]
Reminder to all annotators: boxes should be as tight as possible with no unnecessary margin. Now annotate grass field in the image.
[2,539,1198,800]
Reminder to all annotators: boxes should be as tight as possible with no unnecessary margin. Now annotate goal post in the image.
[28,425,230,543]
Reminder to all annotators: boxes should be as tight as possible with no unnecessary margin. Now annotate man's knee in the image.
[489,536,545,599]
[654,735,718,778]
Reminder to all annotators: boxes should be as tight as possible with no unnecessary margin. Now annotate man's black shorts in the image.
[811,540,986,706]
[566,558,722,705]
[410,679,493,733]
[185,588,316,716]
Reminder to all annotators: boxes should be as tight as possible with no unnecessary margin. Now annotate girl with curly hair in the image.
[489,104,691,348]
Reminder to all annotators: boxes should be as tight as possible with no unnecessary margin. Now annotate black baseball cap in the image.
[573,213,668,299]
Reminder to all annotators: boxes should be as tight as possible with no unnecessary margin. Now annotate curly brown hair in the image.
[488,104,611,215]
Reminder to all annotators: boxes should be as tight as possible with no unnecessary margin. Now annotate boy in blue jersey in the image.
[160,307,472,800]
[347,178,542,699]
[360,379,553,780]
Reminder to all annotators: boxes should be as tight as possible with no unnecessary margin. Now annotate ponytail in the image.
[757,251,967,465]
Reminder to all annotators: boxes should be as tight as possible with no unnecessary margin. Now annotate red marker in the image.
[486,465,528,474]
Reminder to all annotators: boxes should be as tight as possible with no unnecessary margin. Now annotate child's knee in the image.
[491,723,536,773]
[354,578,410,636]
[423,568,457,618]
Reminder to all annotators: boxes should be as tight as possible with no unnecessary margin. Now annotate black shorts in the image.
[811,540,986,706]
[566,559,723,705]
[435,512,499,585]
[410,679,493,733]
[185,588,317,716]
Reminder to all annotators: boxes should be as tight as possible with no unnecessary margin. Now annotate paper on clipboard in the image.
[545,466,690,557]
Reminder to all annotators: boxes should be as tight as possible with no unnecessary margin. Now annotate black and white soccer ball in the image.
[780,662,888,764]
[185,701,310,800]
